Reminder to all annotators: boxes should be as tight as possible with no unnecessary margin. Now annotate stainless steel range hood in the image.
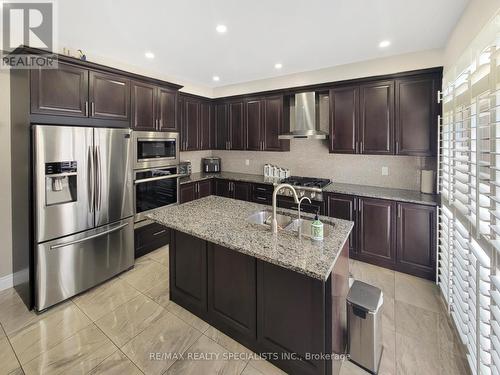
[278,92,329,140]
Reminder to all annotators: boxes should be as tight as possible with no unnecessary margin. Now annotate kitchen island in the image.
[148,196,353,375]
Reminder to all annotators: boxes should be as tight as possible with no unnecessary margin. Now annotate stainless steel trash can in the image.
[346,280,384,374]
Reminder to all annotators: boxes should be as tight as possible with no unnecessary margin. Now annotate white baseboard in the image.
[0,273,13,291]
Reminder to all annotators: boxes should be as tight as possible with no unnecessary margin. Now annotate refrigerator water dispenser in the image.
[45,161,78,206]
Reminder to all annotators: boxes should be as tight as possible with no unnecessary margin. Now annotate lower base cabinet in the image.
[134,222,169,258]
[180,179,213,203]
[169,229,349,375]
[215,179,251,201]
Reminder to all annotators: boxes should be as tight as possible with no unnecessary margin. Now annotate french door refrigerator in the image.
[33,125,134,311]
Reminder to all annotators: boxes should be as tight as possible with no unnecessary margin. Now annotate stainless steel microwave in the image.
[132,131,179,169]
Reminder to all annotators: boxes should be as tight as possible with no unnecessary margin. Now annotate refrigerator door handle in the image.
[49,222,129,250]
[87,146,95,213]
[95,145,102,211]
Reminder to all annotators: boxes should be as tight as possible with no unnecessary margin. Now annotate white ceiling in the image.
[56,0,468,88]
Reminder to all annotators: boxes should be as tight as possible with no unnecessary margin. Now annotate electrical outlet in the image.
[381,166,389,176]
[245,159,250,166]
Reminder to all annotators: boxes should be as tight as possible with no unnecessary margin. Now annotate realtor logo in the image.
[1,1,57,69]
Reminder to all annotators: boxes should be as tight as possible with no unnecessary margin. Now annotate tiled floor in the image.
[0,246,468,375]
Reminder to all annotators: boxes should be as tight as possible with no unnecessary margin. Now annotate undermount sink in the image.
[246,210,292,228]
[284,218,330,238]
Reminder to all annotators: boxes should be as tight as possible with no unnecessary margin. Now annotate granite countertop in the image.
[179,172,439,206]
[147,196,353,281]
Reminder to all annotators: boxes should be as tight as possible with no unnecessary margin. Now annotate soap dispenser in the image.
[311,210,324,241]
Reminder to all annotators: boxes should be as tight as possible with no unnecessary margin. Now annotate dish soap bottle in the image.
[311,210,324,241]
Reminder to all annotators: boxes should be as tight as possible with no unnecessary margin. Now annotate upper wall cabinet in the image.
[31,62,89,117]
[228,101,245,150]
[395,75,440,156]
[178,94,213,151]
[131,81,177,131]
[89,71,130,121]
[329,86,358,154]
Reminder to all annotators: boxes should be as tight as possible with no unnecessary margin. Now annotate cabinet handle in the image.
[91,102,95,116]
[353,199,357,211]
[360,141,363,153]
[85,101,89,117]
[398,205,401,218]
[395,141,399,153]
[153,229,167,236]
[255,196,267,201]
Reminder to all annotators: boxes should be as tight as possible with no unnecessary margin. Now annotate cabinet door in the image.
[326,194,356,254]
[233,182,250,201]
[180,183,196,204]
[199,102,212,150]
[134,223,169,259]
[329,87,358,154]
[184,99,200,151]
[263,96,286,151]
[157,87,178,131]
[197,179,213,199]
[358,198,395,267]
[245,99,263,151]
[89,71,130,121]
[208,244,257,340]
[215,103,229,150]
[229,101,245,150]
[131,81,156,130]
[170,230,207,315]
[31,63,88,117]
[215,179,232,198]
[396,203,436,280]
[359,80,394,154]
[395,76,438,156]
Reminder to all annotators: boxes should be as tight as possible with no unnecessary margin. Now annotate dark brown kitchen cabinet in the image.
[169,230,207,315]
[329,86,358,154]
[215,179,250,201]
[215,179,232,198]
[357,197,396,268]
[89,71,130,121]
[263,96,288,151]
[233,181,251,201]
[180,180,213,203]
[199,102,213,150]
[208,244,257,341]
[228,101,245,150]
[245,99,263,151]
[215,103,229,150]
[326,193,356,254]
[31,62,89,117]
[182,98,200,151]
[359,80,395,155]
[134,222,169,259]
[395,75,439,156]
[396,203,436,279]
[132,81,177,131]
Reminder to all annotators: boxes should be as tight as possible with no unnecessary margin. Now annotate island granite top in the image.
[147,196,353,281]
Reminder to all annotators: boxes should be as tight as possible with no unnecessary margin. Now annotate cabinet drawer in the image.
[134,222,170,258]
[252,184,273,205]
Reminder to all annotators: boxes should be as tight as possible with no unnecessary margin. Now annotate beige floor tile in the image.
[394,300,439,345]
[95,294,165,347]
[121,310,202,374]
[10,302,92,364]
[88,350,142,375]
[144,281,171,309]
[147,246,169,267]
[394,272,442,313]
[7,368,24,375]
[73,278,140,321]
[241,364,265,375]
[167,302,210,333]
[166,335,247,374]
[120,258,169,294]
[204,326,253,358]
[339,360,369,375]
[379,327,396,375]
[350,260,395,299]
[439,349,469,375]
[438,313,465,356]
[0,288,41,336]
[395,333,440,375]
[0,323,5,340]
[22,324,117,375]
[381,296,395,332]
[248,356,287,375]
[0,337,22,375]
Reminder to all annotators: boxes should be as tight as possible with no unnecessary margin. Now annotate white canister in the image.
[264,164,270,177]
[420,170,434,194]
[272,166,279,178]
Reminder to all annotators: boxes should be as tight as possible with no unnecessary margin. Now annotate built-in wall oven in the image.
[133,131,179,170]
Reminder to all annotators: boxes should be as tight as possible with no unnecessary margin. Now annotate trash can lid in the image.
[346,280,383,313]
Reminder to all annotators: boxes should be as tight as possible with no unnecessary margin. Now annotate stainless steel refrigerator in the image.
[33,125,134,311]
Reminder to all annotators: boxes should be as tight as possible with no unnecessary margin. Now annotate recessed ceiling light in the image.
[145,51,155,59]
[379,40,391,48]
[274,63,283,69]
[212,76,220,82]
[216,24,227,33]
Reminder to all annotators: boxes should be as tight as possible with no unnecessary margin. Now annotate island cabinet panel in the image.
[359,80,394,155]
[169,231,207,315]
[208,244,257,341]
[329,86,358,154]
[257,261,327,375]
[31,62,89,117]
[357,197,396,268]
[326,193,356,255]
[89,71,130,121]
[396,202,436,279]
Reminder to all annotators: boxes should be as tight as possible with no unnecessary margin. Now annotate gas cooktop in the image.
[280,176,331,190]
